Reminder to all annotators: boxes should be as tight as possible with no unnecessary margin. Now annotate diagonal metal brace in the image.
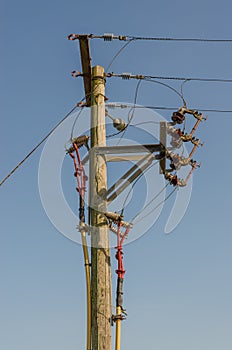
[106,153,159,203]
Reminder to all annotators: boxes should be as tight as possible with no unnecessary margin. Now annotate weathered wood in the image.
[78,35,92,106]
[159,121,167,174]
[89,66,112,350]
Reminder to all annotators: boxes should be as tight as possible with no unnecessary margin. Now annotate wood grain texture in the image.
[89,66,112,350]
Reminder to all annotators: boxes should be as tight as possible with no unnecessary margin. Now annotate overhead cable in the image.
[0,103,80,187]
[106,103,232,113]
[132,186,178,224]
[68,33,232,43]
[127,35,232,43]
[106,72,232,83]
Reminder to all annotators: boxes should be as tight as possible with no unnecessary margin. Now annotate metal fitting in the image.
[77,223,89,233]
[71,70,82,78]
[111,314,126,325]
[68,33,79,41]
[113,118,127,131]
[118,35,127,41]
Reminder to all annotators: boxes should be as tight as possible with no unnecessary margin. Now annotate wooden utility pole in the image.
[68,33,203,350]
[89,65,112,350]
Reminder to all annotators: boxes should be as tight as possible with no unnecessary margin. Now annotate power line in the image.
[143,78,186,105]
[107,72,232,84]
[0,103,79,187]
[70,108,85,140]
[106,103,232,113]
[120,159,165,216]
[133,185,178,224]
[69,33,232,43]
[147,76,232,83]
[128,35,232,43]
[114,80,142,143]
[105,39,135,73]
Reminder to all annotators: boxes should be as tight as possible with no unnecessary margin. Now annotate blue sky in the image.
[1,0,232,349]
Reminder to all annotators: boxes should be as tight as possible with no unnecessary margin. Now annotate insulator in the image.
[181,134,193,142]
[109,225,125,238]
[122,73,131,80]
[177,179,187,187]
[179,157,190,166]
[121,220,132,229]
[103,33,114,41]
[72,135,89,147]
[167,125,183,137]
[172,111,185,124]
[66,135,89,154]
[170,137,182,148]
[189,160,200,168]
[192,138,202,146]
[165,173,179,186]
[113,118,127,131]
[166,125,176,135]
[109,226,118,234]
[105,212,122,222]
[169,153,191,170]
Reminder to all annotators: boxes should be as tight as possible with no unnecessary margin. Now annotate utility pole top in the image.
[78,35,92,106]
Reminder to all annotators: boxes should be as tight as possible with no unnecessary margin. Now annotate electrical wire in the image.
[127,80,142,124]
[107,77,186,142]
[132,185,177,224]
[81,33,232,43]
[1,82,105,187]
[106,80,141,140]
[132,121,160,126]
[127,35,232,43]
[0,104,79,187]
[146,75,232,83]
[70,108,85,140]
[69,80,105,141]
[107,76,187,142]
[105,39,135,73]
[120,159,162,216]
[106,103,232,113]
[114,80,142,143]
[109,154,176,228]
[143,78,187,106]
[107,72,232,84]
